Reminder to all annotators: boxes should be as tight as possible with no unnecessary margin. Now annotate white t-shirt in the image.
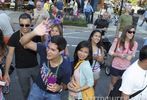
[0,13,14,36]
[119,60,147,99]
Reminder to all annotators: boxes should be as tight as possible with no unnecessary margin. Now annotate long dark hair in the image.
[0,29,6,56]
[88,30,103,49]
[119,25,135,50]
[73,41,93,67]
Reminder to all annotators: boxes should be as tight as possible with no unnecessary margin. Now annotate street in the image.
[1,10,147,100]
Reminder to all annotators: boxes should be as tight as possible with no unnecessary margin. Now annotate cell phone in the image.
[47,75,57,84]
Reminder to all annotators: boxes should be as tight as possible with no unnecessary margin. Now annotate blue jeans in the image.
[85,12,91,23]
[28,83,61,100]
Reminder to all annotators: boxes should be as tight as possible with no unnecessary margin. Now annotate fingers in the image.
[47,83,59,92]
[3,74,10,85]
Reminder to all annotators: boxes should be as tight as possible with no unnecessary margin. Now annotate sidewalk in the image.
[0,10,147,37]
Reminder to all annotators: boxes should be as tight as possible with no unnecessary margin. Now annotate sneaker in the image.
[139,25,142,27]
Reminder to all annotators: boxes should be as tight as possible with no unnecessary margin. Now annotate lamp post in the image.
[119,0,124,16]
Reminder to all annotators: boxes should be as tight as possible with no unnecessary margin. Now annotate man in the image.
[94,13,109,36]
[117,7,132,37]
[20,21,72,100]
[119,45,147,100]
[139,10,147,26]
[33,1,50,26]
[4,13,41,99]
[0,12,14,44]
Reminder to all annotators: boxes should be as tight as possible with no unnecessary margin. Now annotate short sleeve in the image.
[37,43,47,65]
[7,32,19,47]
[119,71,134,95]
[32,36,41,42]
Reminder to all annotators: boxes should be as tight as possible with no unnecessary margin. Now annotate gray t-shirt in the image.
[0,13,14,36]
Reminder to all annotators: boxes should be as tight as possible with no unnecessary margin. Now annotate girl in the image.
[88,30,105,88]
[108,25,138,93]
[44,24,68,56]
[0,29,6,100]
[68,41,94,100]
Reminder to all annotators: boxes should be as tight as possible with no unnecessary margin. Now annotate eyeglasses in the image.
[20,24,30,27]
[127,31,135,34]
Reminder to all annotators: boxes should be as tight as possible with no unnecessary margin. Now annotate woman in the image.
[68,41,94,100]
[0,29,6,99]
[88,30,105,88]
[108,25,138,93]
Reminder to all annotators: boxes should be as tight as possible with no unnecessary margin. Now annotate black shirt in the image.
[7,30,41,68]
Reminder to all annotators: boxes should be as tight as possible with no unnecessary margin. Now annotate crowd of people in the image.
[0,0,147,100]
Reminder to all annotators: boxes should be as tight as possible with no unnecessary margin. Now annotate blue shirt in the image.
[56,1,64,10]
[35,43,72,93]
[83,4,93,13]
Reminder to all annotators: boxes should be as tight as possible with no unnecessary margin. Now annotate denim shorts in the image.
[110,67,125,77]
[28,83,61,100]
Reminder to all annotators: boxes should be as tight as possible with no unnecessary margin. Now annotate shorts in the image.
[110,67,125,77]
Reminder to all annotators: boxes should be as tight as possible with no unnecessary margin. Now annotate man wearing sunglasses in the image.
[3,13,41,100]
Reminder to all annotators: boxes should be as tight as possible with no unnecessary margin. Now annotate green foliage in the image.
[63,17,87,27]
[128,0,138,5]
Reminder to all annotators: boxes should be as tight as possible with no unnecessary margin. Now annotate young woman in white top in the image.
[88,30,105,88]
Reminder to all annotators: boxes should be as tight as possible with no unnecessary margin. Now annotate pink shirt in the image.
[109,38,138,70]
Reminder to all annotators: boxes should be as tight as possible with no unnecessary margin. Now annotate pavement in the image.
[0,9,147,37]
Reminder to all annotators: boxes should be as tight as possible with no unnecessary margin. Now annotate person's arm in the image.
[3,46,15,84]
[121,92,129,100]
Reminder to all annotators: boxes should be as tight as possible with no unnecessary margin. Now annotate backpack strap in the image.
[74,60,84,70]
[130,84,147,99]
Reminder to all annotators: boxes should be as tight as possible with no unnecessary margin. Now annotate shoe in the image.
[139,25,142,27]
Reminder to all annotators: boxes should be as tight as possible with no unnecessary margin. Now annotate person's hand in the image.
[3,72,10,85]
[33,19,51,36]
[68,78,80,91]
[47,83,61,92]
[96,56,104,62]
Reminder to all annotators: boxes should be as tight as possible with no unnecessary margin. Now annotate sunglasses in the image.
[20,24,30,27]
[127,31,135,34]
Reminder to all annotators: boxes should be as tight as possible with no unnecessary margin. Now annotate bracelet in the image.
[59,85,63,92]
[77,88,82,92]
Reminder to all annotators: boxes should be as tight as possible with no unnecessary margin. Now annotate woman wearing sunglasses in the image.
[108,25,138,94]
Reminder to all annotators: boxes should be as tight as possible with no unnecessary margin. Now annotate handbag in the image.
[82,87,95,100]
[106,38,119,67]
[81,61,95,100]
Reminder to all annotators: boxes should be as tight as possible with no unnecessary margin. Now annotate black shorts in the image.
[110,67,125,77]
